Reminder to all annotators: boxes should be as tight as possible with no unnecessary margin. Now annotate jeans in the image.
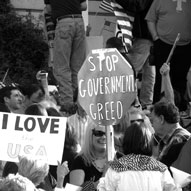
[128,38,155,106]
[53,17,86,105]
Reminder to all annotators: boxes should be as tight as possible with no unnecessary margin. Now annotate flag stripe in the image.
[113,11,134,22]
[119,25,133,32]
[99,0,113,13]
[99,0,135,52]
[110,2,135,22]
[111,0,134,51]
[117,19,132,27]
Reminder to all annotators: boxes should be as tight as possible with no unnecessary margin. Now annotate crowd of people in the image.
[0,70,191,190]
[0,78,191,190]
[0,0,191,190]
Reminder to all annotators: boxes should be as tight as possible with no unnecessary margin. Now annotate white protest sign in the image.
[64,183,82,191]
[170,167,191,188]
[78,48,136,126]
[0,112,66,165]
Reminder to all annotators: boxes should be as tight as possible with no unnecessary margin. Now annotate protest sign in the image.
[65,183,82,191]
[78,48,136,126]
[0,112,66,165]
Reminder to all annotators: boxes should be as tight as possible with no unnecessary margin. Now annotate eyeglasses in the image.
[92,129,106,137]
[130,118,144,124]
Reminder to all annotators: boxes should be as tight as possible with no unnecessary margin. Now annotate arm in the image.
[147,21,159,41]
[160,63,175,104]
[69,155,86,186]
[69,169,85,186]
[56,161,70,189]
[80,1,87,11]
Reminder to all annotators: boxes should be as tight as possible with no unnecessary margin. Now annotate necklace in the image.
[92,158,106,172]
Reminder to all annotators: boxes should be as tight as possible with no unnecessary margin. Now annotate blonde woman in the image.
[2,155,69,191]
[69,119,109,190]
[18,155,69,190]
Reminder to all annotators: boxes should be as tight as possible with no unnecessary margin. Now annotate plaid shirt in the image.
[153,125,190,166]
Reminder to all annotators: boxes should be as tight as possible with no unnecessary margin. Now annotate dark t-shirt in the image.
[71,155,103,183]
[48,0,85,21]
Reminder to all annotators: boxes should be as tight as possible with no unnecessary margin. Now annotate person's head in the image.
[150,101,180,137]
[123,122,152,156]
[0,86,23,112]
[106,37,136,83]
[116,104,144,130]
[46,107,61,116]
[25,103,48,116]
[20,84,45,106]
[79,118,106,165]
[115,106,154,140]
[106,37,126,52]
[128,109,145,124]
[18,155,49,186]
[0,173,37,191]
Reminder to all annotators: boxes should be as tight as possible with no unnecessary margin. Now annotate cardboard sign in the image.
[78,48,136,126]
[0,112,67,165]
[65,183,82,191]
[86,36,103,56]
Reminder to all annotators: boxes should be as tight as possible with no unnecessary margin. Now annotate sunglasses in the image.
[92,129,106,137]
[130,118,144,124]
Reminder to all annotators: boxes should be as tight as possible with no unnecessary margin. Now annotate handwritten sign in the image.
[0,112,67,165]
[78,48,136,126]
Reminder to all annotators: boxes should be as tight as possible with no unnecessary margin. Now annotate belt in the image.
[56,15,82,22]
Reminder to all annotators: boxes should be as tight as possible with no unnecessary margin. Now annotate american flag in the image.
[99,0,113,13]
[99,0,134,52]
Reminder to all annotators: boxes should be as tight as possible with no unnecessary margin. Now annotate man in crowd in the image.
[44,0,87,116]
[0,86,23,113]
[114,0,155,110]
[145,0,191,111]
[151,101,190,167]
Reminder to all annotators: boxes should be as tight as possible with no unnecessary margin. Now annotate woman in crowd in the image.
[127,107,154,134]
[2,155,69,191]
[69,119,110,190]
[97,122,179,191]
[18,155,69,191]
[17,155,49,188]
[113,104,154,154]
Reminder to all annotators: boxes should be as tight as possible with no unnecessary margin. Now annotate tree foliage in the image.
[0,0,49,85]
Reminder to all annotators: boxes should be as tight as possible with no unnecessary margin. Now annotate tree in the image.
[0,0,49,85]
